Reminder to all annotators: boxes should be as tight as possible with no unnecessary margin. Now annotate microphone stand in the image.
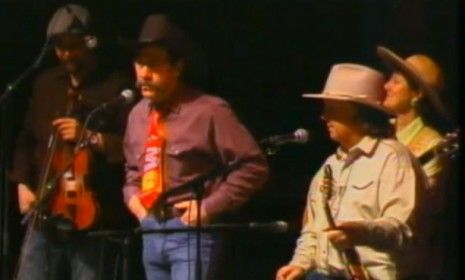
[153,146,285,280]
[126,160,243,280]
[158,163,233,280]
[84,168,222,280]
[0,40,49,280]
[87,221,289,280]
[88,140,287,280]
[20,127,94,227]
[20,101,103,229]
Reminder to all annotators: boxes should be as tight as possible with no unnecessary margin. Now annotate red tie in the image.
[139,110,164,209]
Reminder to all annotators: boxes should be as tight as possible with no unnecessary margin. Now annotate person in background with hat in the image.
[11,3,135,280]
[276,63,427,280]
[377,46,457,280]
[377,46,453,191]
[122,13,268,280]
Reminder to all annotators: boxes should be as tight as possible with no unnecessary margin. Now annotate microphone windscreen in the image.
[293,128,309,143]
[120,89,135,104]
[248,221,289,233]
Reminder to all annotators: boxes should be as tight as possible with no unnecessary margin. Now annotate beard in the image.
[62,59,85,75]
[136,80,170,103]
[136,80,160,91]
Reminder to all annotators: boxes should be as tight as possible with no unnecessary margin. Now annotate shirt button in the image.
[167,147,180,155]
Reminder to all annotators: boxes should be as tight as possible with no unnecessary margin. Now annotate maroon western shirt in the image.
[123,84,269,218]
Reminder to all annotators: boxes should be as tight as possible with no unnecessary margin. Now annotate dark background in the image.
[0,0,460,279]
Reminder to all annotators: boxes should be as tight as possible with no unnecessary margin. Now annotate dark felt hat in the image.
[127,13,193,60]
[46,4,92,39]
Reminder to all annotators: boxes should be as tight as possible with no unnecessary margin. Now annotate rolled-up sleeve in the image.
[361,152,420,251]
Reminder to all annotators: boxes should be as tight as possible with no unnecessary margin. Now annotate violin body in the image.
[49,146,98,230]
[35,86,99,232]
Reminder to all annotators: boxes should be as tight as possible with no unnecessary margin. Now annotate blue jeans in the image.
[306,272,347,280]
[15,226,104,280]
[140,215,219,280]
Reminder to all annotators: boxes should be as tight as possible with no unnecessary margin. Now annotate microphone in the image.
[75,89,135,149]
[95,89,135,112]
[247,221,289,233]
[126,221,291,236]
[260,128,309,145]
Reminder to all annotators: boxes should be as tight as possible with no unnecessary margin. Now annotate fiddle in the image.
[49,136,98,230]
[39,86,99,231]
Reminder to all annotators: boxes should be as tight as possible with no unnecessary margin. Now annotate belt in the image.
[399,275,430,280]
[308,272,347,280]
[151,205,185,221]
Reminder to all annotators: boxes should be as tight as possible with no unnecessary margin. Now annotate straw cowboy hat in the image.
[302,63,394,116]
[376,46,449,119]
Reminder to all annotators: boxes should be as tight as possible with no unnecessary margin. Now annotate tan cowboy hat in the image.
[376,46,449,119]
[302,63,394,116]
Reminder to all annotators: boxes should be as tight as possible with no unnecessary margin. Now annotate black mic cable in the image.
[75,89,135,150]
[1,38,51,104]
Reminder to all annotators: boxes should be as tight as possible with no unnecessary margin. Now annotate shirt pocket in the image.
[164,142,203,179]
[166,141,212,162]
[349,180,374,190]
[344,177,378,216]
[164,140,215,183]
[166,143,194,157]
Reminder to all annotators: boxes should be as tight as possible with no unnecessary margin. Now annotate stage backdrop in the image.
[0,1,459,279]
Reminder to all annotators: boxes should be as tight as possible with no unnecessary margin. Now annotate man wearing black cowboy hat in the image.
[122,14,269,280]
[11,3,134,280]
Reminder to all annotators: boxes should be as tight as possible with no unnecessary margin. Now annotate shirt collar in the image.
[55,64,104,89]
[396,117,424,145]
[144,83,196,117]
[336,136,379,166]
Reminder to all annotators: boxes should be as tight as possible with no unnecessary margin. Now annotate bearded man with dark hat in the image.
[122,13,269,280]
[377,46,458,280]
[11,3,134,280]
[276,63,427,280]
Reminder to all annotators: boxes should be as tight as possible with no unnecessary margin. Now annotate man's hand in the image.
[52,117,83,142]
[325,228,353,251]
[17,183,36,214]
[325,221,366,250]
[128,196,148,221]
[174,200,210,226]
[276,265,306,280]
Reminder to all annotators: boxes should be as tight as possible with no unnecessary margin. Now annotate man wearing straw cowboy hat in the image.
[276,63,427,280]
[377,46,458,280]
